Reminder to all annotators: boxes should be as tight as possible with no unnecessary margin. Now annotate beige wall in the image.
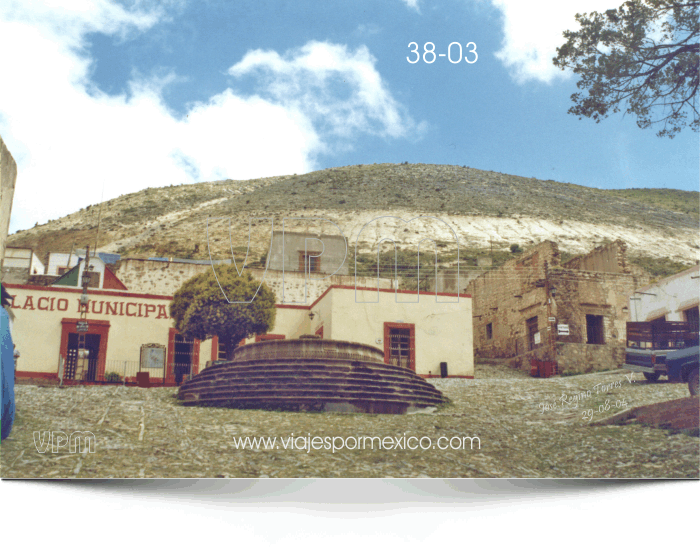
[313,288,473,377]
[1,135,18,275]
[6,285,213,378]
[7,282,473,379]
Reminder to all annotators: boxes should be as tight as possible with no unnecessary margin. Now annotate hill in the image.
[7,163,699,273]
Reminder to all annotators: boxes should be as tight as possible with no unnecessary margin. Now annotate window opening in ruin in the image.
[586,314,605,345]
[486,323,493,340]
[299,252,321,274]
[526,316,538,351]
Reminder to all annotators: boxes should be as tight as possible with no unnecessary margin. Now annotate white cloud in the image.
[229,42,422,142]
[489,1,618,84]
[401,0,421,12]
[0,1,418,233]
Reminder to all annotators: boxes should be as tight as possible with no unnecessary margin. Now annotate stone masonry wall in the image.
[550,268,650,350]
[116,258,391,303]
[468,241,560,358]
[555,343,626,374]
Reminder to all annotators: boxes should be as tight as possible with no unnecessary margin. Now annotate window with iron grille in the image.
[486,322,493,340]
[383,322,415,371]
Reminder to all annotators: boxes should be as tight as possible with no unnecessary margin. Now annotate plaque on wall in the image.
[140,343,166,369]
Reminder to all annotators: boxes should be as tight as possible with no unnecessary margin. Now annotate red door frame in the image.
[167,327,201,382]
[60,318,110,382]
[211,336,248,362]
[383,322,416,371]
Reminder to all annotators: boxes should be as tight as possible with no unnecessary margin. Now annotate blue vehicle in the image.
[665,345,699,397]
[622,321,698,386]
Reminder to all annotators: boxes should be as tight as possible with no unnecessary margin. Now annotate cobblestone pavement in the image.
[1,364,697,478]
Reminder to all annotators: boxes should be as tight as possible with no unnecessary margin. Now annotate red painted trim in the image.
[4,283,172,301]
[255,334,286,342]
[308,285,469,311]
[315,325,324,338]
[167,327,201,381]
[60,318,111,327]
[103,267,129,290]
[59,318,110,381]
[16,371,59,380]
[211,336,219,362]
[167,328,176,382]
[383,322,416,372]
[14,370,185,387]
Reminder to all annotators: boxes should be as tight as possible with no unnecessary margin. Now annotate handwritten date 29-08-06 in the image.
[407,42,478,64]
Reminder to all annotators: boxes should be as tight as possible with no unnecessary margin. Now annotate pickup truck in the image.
[621,321,699,394]
[665,345,699,396]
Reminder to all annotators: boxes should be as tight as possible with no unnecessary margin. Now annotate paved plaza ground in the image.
[2,363,698,478]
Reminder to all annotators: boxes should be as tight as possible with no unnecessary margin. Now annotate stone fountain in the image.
[178,336,447,414]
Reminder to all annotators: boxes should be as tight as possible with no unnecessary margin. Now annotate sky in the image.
[1,0,698,234]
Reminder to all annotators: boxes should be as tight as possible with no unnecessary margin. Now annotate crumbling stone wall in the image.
[555,343,626,374]
[468,241,559,358]
[549,269,646,346]
[469,239,651,372]
[267,231,349,275]
[562,239,629,273]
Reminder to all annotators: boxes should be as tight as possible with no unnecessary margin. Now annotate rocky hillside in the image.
[8,163,699,271]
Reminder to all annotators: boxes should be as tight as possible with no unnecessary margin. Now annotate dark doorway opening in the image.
[174,333,194,384]
[586,314,605,344]
[526,316,538,351]
[65,333,101,381]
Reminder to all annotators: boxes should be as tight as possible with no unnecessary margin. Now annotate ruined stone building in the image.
[266,230,349,276]
[467,240,651,373]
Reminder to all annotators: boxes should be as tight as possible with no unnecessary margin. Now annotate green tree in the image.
[170,266,277,359]
[553,1,699,137]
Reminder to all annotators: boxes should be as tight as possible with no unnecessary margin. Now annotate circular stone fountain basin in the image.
[178,337,447,414]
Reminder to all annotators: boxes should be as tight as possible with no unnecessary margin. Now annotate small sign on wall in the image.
[557,324,570,336]
[141,343,166,369]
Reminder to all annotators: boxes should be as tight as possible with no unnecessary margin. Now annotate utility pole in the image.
[75,245,91,381]
[543,260,556,363]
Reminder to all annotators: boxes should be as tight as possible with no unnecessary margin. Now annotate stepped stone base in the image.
[178,338,447,414]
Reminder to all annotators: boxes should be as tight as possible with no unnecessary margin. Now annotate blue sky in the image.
[1,0,698,233]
